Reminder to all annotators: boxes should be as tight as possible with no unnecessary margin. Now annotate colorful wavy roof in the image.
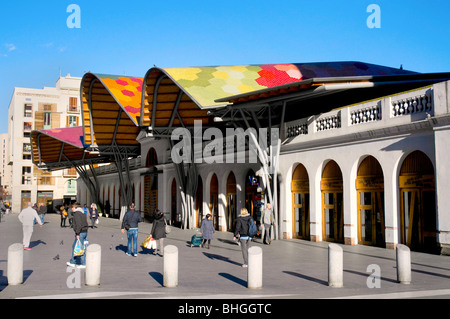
[160,61,416,108]
[37,126,85,148]
[94,74,144,125]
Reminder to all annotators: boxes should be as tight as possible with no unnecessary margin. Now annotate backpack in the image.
[248,217,257,236]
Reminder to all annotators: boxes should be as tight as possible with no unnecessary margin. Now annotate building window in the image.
[67,115,78,127]
[43,112,51,129]
[22,166,32,185]
[24,122,32,131]
[69,97,78,112]
[23,143,31,153]
[24,104,32,118]
[23,154,31,160]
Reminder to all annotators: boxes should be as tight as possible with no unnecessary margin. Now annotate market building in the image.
[31,62,450,255]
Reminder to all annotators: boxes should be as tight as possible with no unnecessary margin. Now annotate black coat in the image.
[234,215,252,237]
[151,214,166,239]
[72,209,88,235]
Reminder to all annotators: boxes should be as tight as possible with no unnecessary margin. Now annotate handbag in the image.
[73,238,85,256]
[164,219,171,234]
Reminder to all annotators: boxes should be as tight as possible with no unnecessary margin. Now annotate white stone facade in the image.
[78,80,450,254]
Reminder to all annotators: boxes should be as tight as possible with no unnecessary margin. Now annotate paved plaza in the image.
[0,213,449,300]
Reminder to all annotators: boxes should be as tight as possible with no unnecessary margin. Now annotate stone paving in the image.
[1,213,449,300]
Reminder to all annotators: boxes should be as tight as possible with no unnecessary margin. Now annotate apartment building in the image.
[7,74,81,213]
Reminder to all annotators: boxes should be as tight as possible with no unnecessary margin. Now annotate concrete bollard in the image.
[328,243,343,288]
[163,245,178,288]
[247,246,263,289]
[7,243,24,286]
[85,244,102,286]
[396,244,411,284]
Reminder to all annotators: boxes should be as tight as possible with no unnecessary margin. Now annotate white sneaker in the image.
[77,264,86,269]
[66,262,76,267]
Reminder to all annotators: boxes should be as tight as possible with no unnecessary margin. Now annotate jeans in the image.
[240,237,251,265]
[127,228,138,255]
[263,223,272,244]
[70,232,87,266]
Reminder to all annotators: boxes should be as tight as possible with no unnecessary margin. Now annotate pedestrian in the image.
[18,202,43,250]
[67,203,88,268]
[151,209,166,256]
[32,203,38,225]
[233,208,253,268]
[261,203,276,245]
[200,214,215,249]
[67,203,73,228]
[59,205,67,228]
[89,203,98,228]
[121,203,142,257]
[38,203,46,225]
[0,201,6,222]
[83,204,89,215]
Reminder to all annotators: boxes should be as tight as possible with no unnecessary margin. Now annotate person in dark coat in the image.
[151,209,166,256]
[67,202,88,268]
[233,208,253,268]
[200,214,215,249]
[121,203,142,257]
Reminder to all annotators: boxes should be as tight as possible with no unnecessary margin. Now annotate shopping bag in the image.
[149,238,157,249]
[142,236,152,249]
[73,239,85,256]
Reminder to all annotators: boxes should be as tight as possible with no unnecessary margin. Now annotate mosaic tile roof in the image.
[94,74,144,125]
[161,61,416,108]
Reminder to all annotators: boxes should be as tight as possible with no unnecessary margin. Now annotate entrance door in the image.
[196,176,203,228]
[144,148,158,219]
[399,151,437,253]
[321,161,344,243]
[210,174,219,230]
[226,172,237,231]
[291,164,310,239]
[356,156,385,247]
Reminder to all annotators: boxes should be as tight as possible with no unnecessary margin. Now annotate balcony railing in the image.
[284,86,435,140]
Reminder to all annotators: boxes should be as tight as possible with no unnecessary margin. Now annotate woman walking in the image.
[89,203,98,228]
[59,205,67,228]
[200,214,215,249]
[151,209,166,256]
[233,208,253,268]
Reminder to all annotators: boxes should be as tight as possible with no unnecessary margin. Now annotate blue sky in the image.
[1,0,450,133]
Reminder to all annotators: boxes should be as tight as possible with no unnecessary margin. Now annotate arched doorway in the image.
[226,172,237,231]
[399,151,437,253]
[356,156,385,247]
[144,148,158,220]
[196,176,203,228]
[321,161,344,243]
[245,170,259,220]
[210,174,219,230]
[291,164,310,240]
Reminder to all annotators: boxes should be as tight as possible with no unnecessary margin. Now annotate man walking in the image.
[67,203,89,268]
[18,202,43,250]
[38,203,46,224]
[261,203,275,245]
[121,203,142,257]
